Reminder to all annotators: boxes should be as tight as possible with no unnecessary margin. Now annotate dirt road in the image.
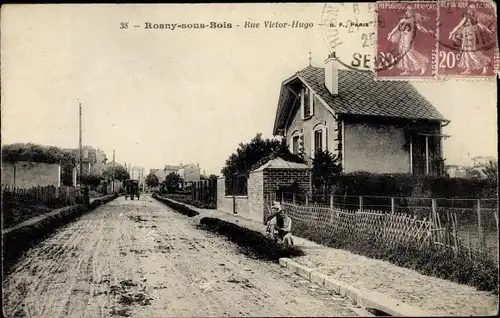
[3,195,364,317]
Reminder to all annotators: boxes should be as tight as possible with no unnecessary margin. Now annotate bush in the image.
[2,143,75,166]
[152,194,200,217]
[329,172,496,199]
[164,193,216,209]
[291,218,499,294]
[198,217,304,262]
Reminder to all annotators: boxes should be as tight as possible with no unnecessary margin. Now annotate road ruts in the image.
[3,195,366,317]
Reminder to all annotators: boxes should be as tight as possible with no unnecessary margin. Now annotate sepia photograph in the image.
[1,2,498,317]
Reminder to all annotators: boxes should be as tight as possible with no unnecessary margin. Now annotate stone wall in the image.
[247,170,264,223]
[1,161,61,188]
[217,168,311,224]
[216,178,249,216]
[263,168,311,202]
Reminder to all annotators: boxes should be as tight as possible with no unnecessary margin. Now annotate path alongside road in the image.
[184,200,499,316]
[3,195,364,317]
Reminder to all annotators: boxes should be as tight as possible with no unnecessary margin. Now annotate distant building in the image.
[446,165,467,178]
[70,146,108,176]
[129,166,146,190]
[472,156,496,167]
[179,163,201,186]
[153,163,202,188]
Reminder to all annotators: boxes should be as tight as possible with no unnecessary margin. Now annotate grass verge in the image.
[293,220,499,294]
[152,194,200,217]
[197,217,305,262]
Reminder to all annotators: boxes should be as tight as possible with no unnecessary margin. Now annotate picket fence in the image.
[2,185,78,208]
[281,200,497,261]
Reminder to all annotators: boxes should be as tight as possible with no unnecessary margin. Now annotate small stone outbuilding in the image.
[217,157,311,223]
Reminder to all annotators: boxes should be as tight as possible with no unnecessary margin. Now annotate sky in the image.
[1,3,498,176]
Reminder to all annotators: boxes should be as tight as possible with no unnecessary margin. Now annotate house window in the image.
[292,135,300,154]
[301,88,315,119]
[311,124,328,158]
[304,89,311,118]
[314,129,323,154]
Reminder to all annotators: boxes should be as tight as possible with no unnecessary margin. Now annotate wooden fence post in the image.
[430,198,437,243]
[233,195,236,214]
[359,196,363,212]
[477,199,486,250]
[391,197,395,215]
[293,193,296,205]
[305,195,309,206]
[201,181,205,203]
[330,195,334,209]
[281,191,284,204]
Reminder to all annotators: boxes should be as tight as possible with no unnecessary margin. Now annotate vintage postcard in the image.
[1,3,498,318]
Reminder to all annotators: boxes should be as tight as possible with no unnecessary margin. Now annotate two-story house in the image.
[273,53,450,176]
[72,146,108,175]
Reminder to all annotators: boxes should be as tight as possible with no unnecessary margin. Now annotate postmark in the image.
[437,0,499,78]
[321,3,377,73]
[375,1,438,80]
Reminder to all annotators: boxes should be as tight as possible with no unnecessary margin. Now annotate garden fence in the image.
[2,185,79,228]
[266,192,498,264]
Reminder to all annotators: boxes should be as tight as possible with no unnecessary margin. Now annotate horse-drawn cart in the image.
[124,179,140,200]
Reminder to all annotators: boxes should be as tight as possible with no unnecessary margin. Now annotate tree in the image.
[80,173,104,189]
[163,172,181,193]
[102,164,130,183]
[221,133,304,193]
[312,149,342,196]
[483,160,498,180]
[145,173,160,188]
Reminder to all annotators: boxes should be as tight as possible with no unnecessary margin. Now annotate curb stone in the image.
[279,257,432,317]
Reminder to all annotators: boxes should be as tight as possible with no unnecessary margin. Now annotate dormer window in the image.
[301,87,315,119]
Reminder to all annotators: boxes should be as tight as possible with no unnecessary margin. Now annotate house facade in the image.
[151,163,202,188]
[129,166,146,190]
[273,53,450,176]
[72,147,108,175]
[179,163,201,185]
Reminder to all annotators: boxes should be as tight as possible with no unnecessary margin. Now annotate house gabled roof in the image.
[273,66,449,135]
[252,157,309,172]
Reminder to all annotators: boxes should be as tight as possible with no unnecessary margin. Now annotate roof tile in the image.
[296,66,447,121]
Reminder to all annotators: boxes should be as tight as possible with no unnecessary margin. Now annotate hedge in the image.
[1,143,76,166]
[325,172,497,199]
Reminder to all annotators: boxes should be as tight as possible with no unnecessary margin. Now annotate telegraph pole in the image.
[79,102,83,187]
[112,149,115,192]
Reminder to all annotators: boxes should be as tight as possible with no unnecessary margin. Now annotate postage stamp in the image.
[437,0,499,78]
[375,1,438,80]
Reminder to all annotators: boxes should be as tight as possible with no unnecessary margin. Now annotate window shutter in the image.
[310,92,315,117]
[300,89,305,120]
[322,126,328,152]
[310,130,315,159]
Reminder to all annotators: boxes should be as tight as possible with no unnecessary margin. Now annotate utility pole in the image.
[79,102,83,187]
[112,149,115,192]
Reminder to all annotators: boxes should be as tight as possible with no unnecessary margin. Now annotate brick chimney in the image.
[324,52,339,96]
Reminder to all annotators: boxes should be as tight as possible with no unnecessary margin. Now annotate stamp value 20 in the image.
[375,1,438,79]
[438,0,498,78]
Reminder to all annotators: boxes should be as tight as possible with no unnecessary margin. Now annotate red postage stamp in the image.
[437,0,498,78]
[375,1,438,79]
